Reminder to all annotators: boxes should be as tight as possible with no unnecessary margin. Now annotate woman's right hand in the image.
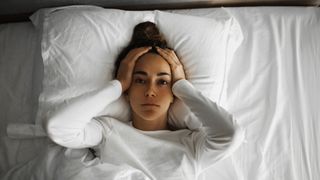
[116,47,151,93]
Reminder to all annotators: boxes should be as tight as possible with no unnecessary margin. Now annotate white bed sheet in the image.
[1,6,320,180]
[217,7,320,180]
[0,22,49,177]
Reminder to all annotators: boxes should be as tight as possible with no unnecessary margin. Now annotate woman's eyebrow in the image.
[133,71,171,76]
[133,71,147,76]
[157,72,171,76]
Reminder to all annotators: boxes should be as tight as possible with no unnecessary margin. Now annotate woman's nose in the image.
[145,84,156,97]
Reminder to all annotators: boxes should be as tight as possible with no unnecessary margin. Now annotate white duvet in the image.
[1,6,320,180]
[215,7,320,180]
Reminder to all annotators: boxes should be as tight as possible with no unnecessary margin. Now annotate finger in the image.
[156,47,177,65]
[160,48,181,65]
[134,47,152,62]
[139,46,152,54]
[166,49,181,65]
[157,47,173,58]
[162,48,179,63]
[138,46,152,51]
[135,46,152,55]
[130,47,152,62]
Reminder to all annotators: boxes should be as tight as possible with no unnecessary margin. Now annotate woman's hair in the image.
[114,21,168,78]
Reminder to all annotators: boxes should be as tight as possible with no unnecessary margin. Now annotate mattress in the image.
[1,6,319,180]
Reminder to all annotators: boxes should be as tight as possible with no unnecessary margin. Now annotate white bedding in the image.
[213,7,320,180]
[0,22,47,175]
[1,6,320,180]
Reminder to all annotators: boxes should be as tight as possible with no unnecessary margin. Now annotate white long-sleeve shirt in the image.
[46,79,244,180]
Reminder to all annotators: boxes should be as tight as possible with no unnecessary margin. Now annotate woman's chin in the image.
[139,111,159,121]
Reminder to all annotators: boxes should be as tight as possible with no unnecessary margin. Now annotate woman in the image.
[46,22,243,180]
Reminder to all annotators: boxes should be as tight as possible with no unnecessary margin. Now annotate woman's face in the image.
[127,53,174,121]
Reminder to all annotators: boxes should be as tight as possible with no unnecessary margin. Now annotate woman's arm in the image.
[46,80,122,149]
[46,47,151,149]
[172,79,244,171]
[157,47,243,170]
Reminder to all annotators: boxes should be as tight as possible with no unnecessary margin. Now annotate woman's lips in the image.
[141,103,160,107]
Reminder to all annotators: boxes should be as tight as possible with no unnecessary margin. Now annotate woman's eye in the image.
[158,80,169,85]
[134,79,146,84]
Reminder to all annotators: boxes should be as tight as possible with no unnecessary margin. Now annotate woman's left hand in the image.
[156,47,186,84]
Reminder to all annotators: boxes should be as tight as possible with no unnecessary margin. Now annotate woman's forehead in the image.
[134,53,171,73]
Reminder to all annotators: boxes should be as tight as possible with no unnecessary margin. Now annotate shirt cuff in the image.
[109,80,123,97]
[172,79,194,96]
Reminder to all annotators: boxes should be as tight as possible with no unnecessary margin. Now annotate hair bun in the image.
[130,21,167,49]
[114,21,168,77]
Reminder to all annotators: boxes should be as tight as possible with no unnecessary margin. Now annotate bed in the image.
[0,1,320,180]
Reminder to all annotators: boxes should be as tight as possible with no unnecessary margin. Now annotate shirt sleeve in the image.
[46,80,123,149]
[172,79,244,171]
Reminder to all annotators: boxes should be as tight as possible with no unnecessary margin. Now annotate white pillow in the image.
[155,11,243,128]
[31,5,243,132]
[30,5,154,128]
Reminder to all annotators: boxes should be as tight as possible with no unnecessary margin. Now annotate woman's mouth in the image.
[141,103,160,107]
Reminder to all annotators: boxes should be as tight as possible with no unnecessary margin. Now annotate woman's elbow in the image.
[46,118,76,148]
[206,122,244,150]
